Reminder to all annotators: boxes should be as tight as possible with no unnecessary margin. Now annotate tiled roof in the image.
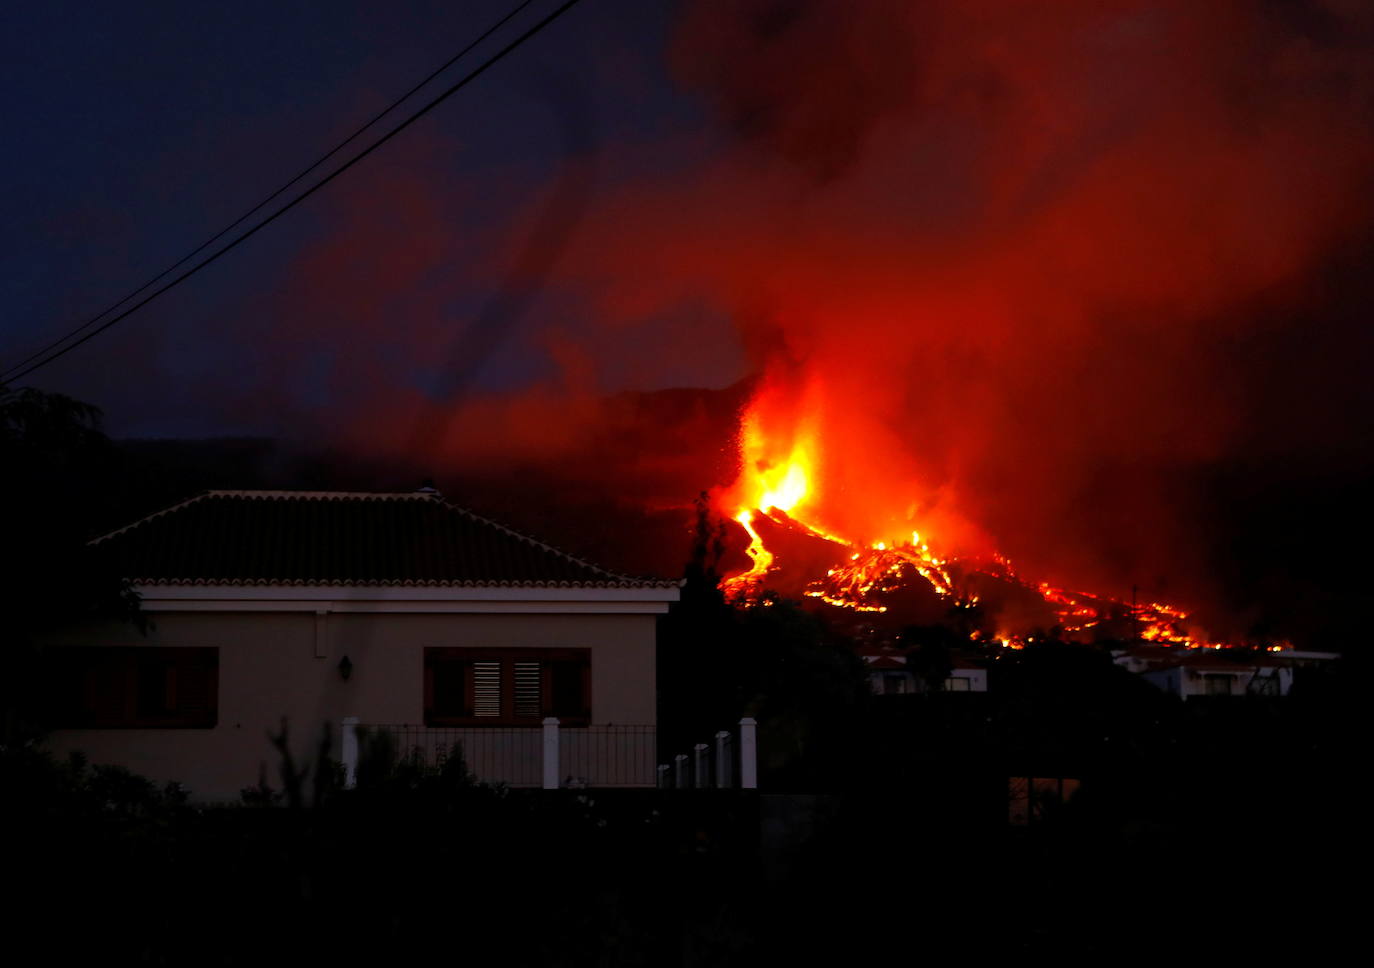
[1114,644,1292,672]
[90,490,677,589]
[1168,654,1287,672]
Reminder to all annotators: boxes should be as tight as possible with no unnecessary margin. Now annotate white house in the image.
[41,490,681,799]
[946,656,989,693]
[859,648,988,694]
[1112,646,1317,699]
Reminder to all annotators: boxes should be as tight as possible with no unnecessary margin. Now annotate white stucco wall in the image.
[948,668,988,692]
[42,609,658,800]
[1142,664,1293,699]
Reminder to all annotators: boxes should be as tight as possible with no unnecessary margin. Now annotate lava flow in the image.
[719,392,1253,650]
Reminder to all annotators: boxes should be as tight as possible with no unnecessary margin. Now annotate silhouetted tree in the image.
[658,496,871,786]
[901,623,958,691]
[1,383,141,742]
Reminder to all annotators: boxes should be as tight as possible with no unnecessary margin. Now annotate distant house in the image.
[945,656,989,693]
[1112,646,1335,700]
[40,490,680,799]
[859,647,988,694]
[860,649,916,695]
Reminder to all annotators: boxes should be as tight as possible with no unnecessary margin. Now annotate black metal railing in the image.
[560,725,657,788]
[355,723,657,788]
[369,725,542,786]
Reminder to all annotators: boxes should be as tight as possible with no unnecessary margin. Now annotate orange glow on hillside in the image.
[718,380,1262,650]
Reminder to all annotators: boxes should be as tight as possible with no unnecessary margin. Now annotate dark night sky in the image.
[2,0,739,436]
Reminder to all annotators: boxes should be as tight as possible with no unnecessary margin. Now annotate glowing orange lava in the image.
[720,403,822,598]
[718,390,1264,650]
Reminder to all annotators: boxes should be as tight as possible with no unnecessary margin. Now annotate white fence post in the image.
[693,743,710,788]
[542,717,560,790]
[657,764,672,789]
[341,716,360,789]
[674,753,689,788]
[715,730,732,789]
[739,717,758,790]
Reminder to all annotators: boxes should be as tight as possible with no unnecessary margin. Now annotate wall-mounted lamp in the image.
[338,655,353,681]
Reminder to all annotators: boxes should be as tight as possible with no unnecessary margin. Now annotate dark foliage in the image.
[1,384,144,743]
[9,651,1357,966]
[657,496,873,789]
[4,738,761,967]
[0,385,141,629]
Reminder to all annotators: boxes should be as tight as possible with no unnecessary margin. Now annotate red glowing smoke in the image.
[492,0,1374,613]
[244,2,1374,637]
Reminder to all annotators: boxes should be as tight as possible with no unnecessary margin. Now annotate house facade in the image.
[1111,645,1338,699]
[41,490,680,799]
[859,647,989,694]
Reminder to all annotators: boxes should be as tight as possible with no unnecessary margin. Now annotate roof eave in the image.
[133,580,682,602]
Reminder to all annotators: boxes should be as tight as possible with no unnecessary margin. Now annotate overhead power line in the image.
[3,0,579,385]
[3,0,535,382]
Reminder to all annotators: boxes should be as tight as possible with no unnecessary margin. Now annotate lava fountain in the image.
[718,378,1262,650]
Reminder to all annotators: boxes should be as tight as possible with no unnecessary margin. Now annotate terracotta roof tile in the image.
[91,490,676,589]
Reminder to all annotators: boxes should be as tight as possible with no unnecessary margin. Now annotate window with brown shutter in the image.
[423,648,590,727]
[1205,673,1235,696]
[45,647,218,728]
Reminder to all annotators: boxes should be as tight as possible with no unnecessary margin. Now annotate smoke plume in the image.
[478,0,1374,630]
[208,1,1374,640]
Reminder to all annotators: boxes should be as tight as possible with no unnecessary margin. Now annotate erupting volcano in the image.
[718,376,1274,652]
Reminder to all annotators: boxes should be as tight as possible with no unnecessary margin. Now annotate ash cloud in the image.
[488,0,1374,638]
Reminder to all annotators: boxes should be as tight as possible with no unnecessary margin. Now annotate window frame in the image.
[46,646,219,729]
[423,647,591,727]
[1204,673,1235,696]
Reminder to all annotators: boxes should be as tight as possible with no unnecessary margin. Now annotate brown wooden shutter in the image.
[171,649,218,727]
[136,653,175,718]
[422,648,590,726]
[548,654,591,724]
[513,661,542,720]
[430,656,468,720]
[472,661,502,717]
[45,648,217,728]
